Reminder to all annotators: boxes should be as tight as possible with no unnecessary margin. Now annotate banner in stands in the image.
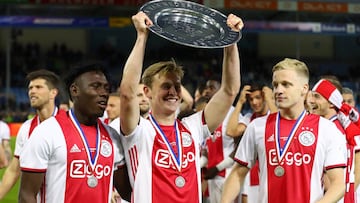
[28,0,203,5]
[0,16,131,28]
[0,16,358,35]
[220,0,360,14]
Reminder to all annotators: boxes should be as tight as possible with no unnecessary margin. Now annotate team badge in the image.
[298,131,315,146]
[182,132,192,147]
[100,140,112,157]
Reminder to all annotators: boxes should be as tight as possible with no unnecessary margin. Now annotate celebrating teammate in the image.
[119,11,243,203]
[222,58,348,203]
[19,62,130,203]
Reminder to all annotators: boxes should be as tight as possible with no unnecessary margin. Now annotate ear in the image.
[50,88,59,100]
[301,83,309,97]
[70,83,78,98]
[143,85,152,99]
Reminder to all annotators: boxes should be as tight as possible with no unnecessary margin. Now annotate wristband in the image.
[216,156,234,171]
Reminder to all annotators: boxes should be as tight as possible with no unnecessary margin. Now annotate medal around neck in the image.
[87,175,98,188]
[274,165,285,177]
[175,175,186,188]
[140,0,242,48]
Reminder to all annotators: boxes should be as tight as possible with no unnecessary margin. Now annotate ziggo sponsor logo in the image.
[70,160,112,179]
[268,149,312,166]
[155,149,195,169]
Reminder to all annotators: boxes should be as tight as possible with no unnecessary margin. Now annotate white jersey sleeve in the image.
[318,117,348,169]
[181,111,211,145]
[0,121,10,142]
[234,116,266,168]
[14,119,33,157]
[104,120,125,168]
[19,117,64,170]
[238,113,252,126]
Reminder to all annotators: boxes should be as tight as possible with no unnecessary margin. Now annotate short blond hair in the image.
[141,60,184,88]
[272,58,309,83]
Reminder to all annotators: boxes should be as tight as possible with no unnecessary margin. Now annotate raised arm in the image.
[226,85,250,137]
[120,11,152,135]
[179,85,194,114]
[204,14,243,132]
[262,85,277,113]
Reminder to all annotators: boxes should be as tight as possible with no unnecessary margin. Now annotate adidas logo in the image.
[70,144,81,153]
[267,134,274,142]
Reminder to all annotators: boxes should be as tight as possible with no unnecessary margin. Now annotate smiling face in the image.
[71,71,110,119]
[145,72,182,116]
[310,91,334,118]
[28,78,57,110]
[247,90,266,114]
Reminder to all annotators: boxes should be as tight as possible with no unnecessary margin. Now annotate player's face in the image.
[202,80,220,99]
[342,93,356,107]
[74,71,110,118]
[137,84,150,117]
[248,90,266,114]
[310,92,332,117]
[105,95,120,121]
[147,72,182,115]
[272,69,308,111]
[28,78,55,109]
[305,91,316,113]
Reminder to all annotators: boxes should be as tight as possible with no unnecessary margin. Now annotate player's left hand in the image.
[340,103,359,124]
[204,167,219,180]
[338,111,360,146]
[227,14,244,32]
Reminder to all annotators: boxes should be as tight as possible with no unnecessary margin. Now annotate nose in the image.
[168,86,177,95]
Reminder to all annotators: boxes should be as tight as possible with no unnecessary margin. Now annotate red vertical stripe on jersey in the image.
[129,146,138,180]
[206,125,226,177]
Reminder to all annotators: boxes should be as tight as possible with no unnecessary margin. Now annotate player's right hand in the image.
[132,11,153,35]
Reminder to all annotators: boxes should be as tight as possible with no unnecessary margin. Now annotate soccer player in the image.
[199,77,238,203]
[106,92,121,124]
[0,120,11,168]
[222,58,348,203]
[0,69,61,200]
[342,87,356,108]
[226,83,277,203]
[137,83,151,119]
[19,62,130,203]
[119,11,243,203]
[311,79,360,203]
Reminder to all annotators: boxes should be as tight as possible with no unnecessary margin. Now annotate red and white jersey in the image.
[120,112,209,203]
[205,107,234,178]
[0,120,10,142]
[20,112,125,203]
[238,112,252,125]
[14,117,37,158]
[331,117,357,203]
[235,112,347,203]
[14,108,61,158]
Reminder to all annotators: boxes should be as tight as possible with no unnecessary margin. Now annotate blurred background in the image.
[0,0,359,122]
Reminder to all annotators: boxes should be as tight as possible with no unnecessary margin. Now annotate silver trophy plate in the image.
[140,0,242,48]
